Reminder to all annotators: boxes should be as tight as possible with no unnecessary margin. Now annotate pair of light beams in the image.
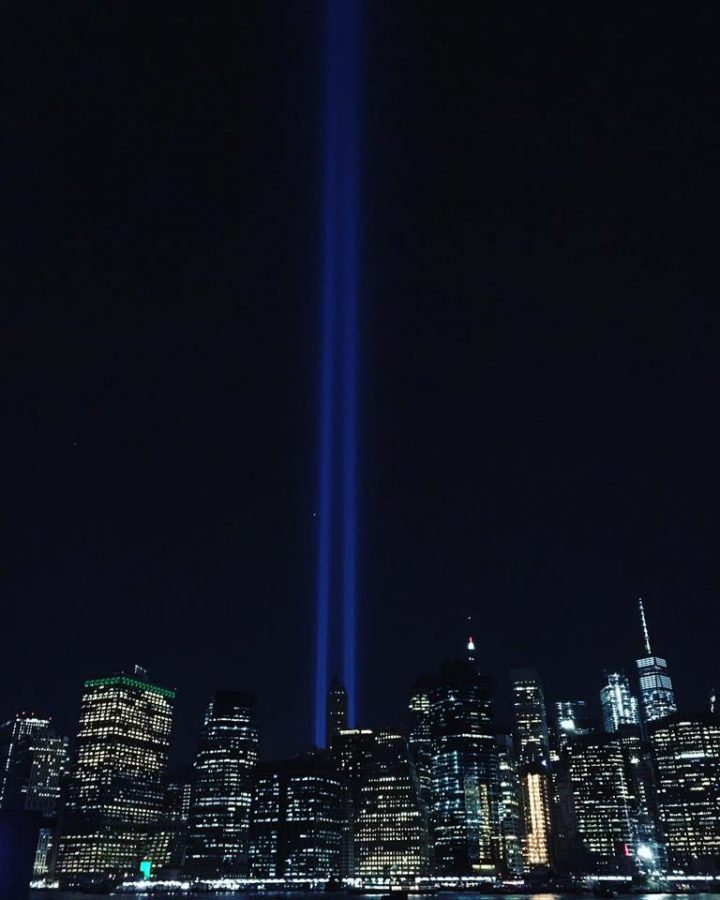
[314,0,360,747]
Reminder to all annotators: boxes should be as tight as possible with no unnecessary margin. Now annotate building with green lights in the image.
[55,666,175,883]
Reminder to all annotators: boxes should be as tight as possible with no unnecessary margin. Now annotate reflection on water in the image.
[28,894,717,900]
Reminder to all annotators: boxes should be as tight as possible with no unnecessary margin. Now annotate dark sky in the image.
[3,4,719,763]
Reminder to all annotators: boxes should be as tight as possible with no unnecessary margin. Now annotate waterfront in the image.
[29,894,720,900]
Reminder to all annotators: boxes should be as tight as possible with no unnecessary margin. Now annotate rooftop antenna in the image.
[639,597,652,656]
[467,615,476,659]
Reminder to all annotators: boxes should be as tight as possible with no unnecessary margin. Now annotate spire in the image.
[639,597,652,656]
[466,615,476,661]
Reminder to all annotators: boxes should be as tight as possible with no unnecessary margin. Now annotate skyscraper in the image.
[331,728,376,877]
[511,669,550,764]
[249,751,344,878]
[327,678,349,745]
[511,669,552,870]
[649,713,720,872]
[56,666,175,881]
[408,675,434,814]
[636,599,677,725]
[600,672,640,733]
[429,656,500,873]
[495,733,524,876]
[0,713,69,881]
[560,733,637,872]
[0,713,68,816]
[186,691,258,875]
[553,700,595,751]
[354,730,429,877]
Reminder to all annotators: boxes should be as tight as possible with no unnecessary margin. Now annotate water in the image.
[28,893,719,900]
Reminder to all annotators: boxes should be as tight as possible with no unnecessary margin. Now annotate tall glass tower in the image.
[636,598,677,725]
[186,691,258,875]
[600,672,640,733]
[429,656,500,873]
[511,669,552,870]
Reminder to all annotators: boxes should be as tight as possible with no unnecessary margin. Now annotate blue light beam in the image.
[314,0,360,747]
[339,0,360,728]
[313,2,340,748]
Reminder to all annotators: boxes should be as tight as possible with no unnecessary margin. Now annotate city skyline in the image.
[4,0,720,853]
[3,598,712,766]
[1,596,713,764]
[5,609,720,887]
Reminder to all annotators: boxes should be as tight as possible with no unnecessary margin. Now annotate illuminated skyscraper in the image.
[511,669,552,870]
[553,700,595,751]
[56,666,175,881]
[649,713,720,871]
[331,728,376,876]
[560,733,637,872]
[636,599,676,725]
[511,669,550,764]
[0,713,69,880]
[495,733,524,876]
[429,657,500,873]
[0,713,68,816]
[186,691,258,875]
[600,672,640,733]
[408,675,434,813]
[158,765,193,870]
[249,751,344,877]
[354,730,429,877]
[327,678,348,745]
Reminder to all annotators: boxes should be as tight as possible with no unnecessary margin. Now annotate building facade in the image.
[331,728,376,877]
[495,733,524,876]
[429,659,500,874]
[600,672,640,733]
[511,668,552,870]
[56,667,175,880]
[553,700,595,751]
[649,714,720,872]
[0,713,68,816]
[354,730,429,877]
[249,752,344,878]
[561,733,636,872]
[186,691,258,875]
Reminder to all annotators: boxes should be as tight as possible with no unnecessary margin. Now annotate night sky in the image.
[4,4,719,763]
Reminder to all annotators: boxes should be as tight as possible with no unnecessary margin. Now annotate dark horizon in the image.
[4,3,720,765]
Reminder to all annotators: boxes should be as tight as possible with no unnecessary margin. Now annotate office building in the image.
[649,714,720,872]
[331,728,376,876]
[0,713,68,815]
[561,733,636,872]
[495,733,524,876]
[600,672,640,733]
[511,669,550,764]
[408,675,434,813]
[186,691,258,875]
[553,700,595,751]
[511,669,552,870]
[56,667,175,880]
[249,751,344,877]
[429,654,500,873]
[354,730,429,877]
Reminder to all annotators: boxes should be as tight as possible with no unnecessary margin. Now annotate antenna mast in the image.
[639,597,652,656]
